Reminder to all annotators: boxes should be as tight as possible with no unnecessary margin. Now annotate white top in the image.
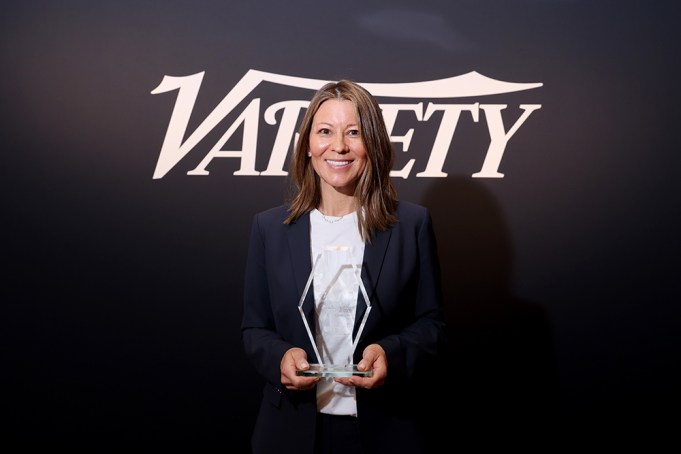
[309,209,365,416]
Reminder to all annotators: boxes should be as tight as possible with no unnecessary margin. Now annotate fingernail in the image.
[300,361,309,369]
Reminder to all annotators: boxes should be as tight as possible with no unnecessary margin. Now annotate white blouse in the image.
[309,209,365,416]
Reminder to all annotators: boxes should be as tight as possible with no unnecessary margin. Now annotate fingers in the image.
[280,347,320,391]
[334,344,387,389]
[334,375,377,389]
[283,375,320,391]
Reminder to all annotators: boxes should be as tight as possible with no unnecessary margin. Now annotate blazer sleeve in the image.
[241,211,294,387]
[374,206,446,383]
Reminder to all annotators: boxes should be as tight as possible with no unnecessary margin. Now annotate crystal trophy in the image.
[296,247,373,378]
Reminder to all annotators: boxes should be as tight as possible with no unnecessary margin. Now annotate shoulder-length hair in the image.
[284,79,398,242]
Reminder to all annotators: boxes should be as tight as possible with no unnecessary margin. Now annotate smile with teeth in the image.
[326,159,352,167]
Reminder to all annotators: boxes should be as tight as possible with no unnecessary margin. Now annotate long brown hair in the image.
[284,80,397,242]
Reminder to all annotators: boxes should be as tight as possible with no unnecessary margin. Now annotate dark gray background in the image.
[3,0,679,450]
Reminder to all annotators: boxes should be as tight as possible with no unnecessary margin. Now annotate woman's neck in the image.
[318,189,356,217]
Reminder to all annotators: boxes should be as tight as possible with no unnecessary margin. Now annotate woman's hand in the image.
[334,344,387,389]
[280,347,321,391]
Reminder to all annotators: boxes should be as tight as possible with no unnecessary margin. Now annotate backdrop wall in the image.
[4,0,679,450]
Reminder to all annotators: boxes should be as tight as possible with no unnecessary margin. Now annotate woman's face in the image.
[308,99,368,198]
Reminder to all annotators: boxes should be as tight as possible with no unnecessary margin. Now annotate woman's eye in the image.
[319,128,330,134]
[348,129,360,136]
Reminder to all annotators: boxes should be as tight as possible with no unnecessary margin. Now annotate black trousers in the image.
[315,413,362,454]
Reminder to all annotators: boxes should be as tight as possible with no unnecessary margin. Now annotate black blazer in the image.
[242,200,446,454]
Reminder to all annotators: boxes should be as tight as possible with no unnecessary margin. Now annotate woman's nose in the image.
[331,134,349,153]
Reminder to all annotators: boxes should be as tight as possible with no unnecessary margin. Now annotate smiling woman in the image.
[308,99,368,202]
[241,80,447,454]
[286,80,399,242]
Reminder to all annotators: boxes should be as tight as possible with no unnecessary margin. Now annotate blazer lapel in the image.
[355,227,392,335]
[286,212,315,320]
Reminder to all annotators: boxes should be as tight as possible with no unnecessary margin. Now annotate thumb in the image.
[358,351,373,370]
[360,344,383,369]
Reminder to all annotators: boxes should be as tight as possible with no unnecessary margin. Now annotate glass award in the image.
[296,247,373,378]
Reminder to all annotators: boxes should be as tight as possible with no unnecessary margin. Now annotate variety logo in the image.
[151,70,542,179]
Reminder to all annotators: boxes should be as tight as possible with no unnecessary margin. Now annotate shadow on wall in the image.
[420,177,559,444]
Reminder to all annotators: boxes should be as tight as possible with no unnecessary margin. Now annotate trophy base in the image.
[295,364,373,378]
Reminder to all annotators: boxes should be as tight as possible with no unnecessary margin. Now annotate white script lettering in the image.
[151,70,542,179]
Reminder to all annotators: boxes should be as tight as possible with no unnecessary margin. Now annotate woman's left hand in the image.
[334,343,387,389]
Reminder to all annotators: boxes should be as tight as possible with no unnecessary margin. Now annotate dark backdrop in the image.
[4,0,679,450]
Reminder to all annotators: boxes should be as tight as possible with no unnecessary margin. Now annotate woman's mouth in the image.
[326,160,351,168]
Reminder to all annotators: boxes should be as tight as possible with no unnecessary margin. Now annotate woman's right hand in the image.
[280,347,321,390]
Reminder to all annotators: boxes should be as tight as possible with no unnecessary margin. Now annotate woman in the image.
[242,80,446,453]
